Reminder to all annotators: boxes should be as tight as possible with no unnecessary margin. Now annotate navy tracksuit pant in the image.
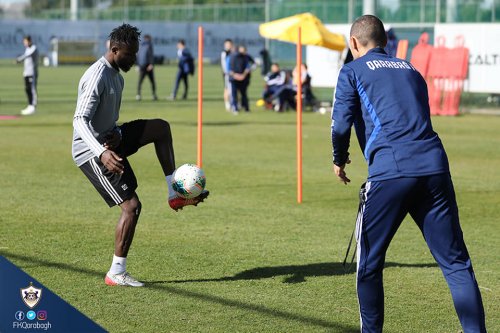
[172,69,188,99]
[356,174,486,333]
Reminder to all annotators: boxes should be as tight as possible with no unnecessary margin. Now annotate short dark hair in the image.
[109,23,141,48]
[178,39,186,46]
[350,15,387,48]
[224,38,233,44]
[23,35,32,42]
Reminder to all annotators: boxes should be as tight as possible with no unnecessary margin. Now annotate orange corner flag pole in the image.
[197,26,204,168]
[296,26,303,204]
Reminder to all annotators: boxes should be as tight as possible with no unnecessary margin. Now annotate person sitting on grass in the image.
[269,64,316,112]
[262,62,287,110]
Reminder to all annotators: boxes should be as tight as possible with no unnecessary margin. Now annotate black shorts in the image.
[79,119,148,207]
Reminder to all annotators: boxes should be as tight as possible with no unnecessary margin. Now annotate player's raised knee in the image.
[148,118,171,139]
[155,118,170,131]
[121,196,142,217]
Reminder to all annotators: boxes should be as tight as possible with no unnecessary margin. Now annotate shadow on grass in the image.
[0,252,360,332]
[171,120,297,127]
[155,261,438,284]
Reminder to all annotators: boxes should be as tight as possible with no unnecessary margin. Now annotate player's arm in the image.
[220,52,226,73]
[227,55,233,77]
[16,45,36,62]
[278,71,286,85]
[103,126,122,150]
[146,45,154,72]
[331,66,359,184]
[73,76,123,174]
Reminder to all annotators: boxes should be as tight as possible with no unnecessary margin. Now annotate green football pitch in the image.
[0,63,498,332]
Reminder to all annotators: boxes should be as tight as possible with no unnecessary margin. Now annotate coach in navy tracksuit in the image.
[332,15,486,333]
[170,39,193,100]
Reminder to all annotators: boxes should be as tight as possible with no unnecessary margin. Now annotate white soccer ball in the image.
[171,164,206,199]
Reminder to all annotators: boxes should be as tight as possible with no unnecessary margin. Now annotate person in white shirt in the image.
[16,35,38,115]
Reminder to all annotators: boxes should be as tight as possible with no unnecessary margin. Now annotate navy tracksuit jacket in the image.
[332,48,486,333]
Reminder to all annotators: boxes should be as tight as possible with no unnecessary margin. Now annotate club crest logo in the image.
[20,282,42,309]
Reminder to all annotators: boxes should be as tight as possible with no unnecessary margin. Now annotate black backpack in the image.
[187,56,195,75]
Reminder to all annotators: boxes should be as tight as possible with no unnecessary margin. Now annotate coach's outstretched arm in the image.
[331,66,360,184]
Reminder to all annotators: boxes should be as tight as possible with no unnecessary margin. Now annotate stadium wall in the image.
[308,23,500,94]
[0,20,262,63]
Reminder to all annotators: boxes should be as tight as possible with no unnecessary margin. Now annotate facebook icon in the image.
[15,311,24,321]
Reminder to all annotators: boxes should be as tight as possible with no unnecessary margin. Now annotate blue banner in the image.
[0,256,107,333]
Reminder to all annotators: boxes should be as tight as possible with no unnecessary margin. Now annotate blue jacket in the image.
[228,51,251,82]
[137,40,154,67]
[178,48,194,75]
[332,48,449,181]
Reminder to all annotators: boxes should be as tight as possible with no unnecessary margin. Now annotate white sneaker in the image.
[21,105,36,116]
[135,95,142,101]
[105,271,144,287]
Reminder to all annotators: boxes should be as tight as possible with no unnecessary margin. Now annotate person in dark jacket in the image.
[259,48,272,77]
[169,39,193,100]
[228,45,252,113]
[384,27,398,57]
[262,63,287,107]
[332,15,486,333]
[136,34,157,101]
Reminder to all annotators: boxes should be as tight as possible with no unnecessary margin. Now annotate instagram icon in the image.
[37,310,47,320]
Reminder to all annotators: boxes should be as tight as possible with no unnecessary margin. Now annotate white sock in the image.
[109,255,126,275]
[166,175,175,198]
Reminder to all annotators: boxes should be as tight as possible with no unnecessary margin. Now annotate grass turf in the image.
[0,62,499,333]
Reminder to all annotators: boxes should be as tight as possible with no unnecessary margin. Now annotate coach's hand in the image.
[334,160,351,185]
[100,150,124,174]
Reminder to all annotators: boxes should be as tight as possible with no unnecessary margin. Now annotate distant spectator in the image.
[271,63,315,112]
[385,27,398,57]
[16,35,38,116]
[50,35,58,67]
[262,63,287,108]
[241,45,256,86]
[221,38,234,111]
[228,45,252,114]
[169,39,194,100]
[136,34,157,101]
[259,48,272,76]
[344,49,354,65]
[293,63,315,107]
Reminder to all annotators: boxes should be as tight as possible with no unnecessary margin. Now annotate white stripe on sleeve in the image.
[73,64,107,158]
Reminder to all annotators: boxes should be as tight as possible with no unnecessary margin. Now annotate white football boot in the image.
[21,105,36,116]
[105,271,144,287]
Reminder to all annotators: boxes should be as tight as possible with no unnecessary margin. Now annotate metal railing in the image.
[12,0,500,23]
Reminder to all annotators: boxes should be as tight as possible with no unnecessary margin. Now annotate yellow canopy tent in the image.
[259,12,346,51]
